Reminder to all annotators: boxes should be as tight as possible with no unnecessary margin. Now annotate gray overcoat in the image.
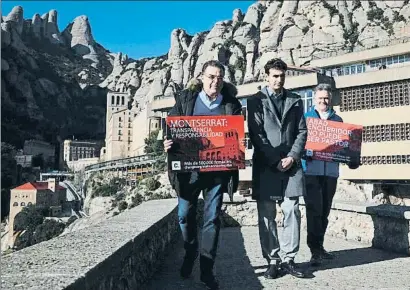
[247,87,307,201]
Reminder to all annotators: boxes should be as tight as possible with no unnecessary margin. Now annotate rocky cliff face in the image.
[2,1,410,148]
[1,7,111,148]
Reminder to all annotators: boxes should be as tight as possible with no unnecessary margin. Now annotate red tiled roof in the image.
[13,182,65,191]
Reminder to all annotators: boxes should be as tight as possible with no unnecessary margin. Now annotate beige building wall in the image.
[105,91,137,160]
[333,66,410,180]
[8,188,37,245]
[66,157,99,172]
[132,106,150,156]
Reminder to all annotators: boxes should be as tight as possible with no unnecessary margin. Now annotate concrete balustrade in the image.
[1,199,179,290]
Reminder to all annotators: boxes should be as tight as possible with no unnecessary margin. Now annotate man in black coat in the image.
[247,58,307,279]
[163,60,242,290]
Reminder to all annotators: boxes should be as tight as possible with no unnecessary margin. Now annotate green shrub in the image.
[128,193,144,209]
[32,219,65,244]
[118,201,128,211]
[145,177,161,191]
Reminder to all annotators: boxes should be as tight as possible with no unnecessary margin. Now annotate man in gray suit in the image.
[247,58,307,279]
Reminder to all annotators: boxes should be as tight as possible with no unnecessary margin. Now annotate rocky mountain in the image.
[2,1,410,148]
[1,6,111,148]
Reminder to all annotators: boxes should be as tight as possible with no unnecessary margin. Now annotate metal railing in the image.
[153,94,175,101]
[84,154,158,172]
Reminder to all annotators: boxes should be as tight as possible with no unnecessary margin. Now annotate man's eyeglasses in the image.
[204,74,224,82]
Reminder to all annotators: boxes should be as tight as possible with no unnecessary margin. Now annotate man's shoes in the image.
[320,248,334,260]
[180,252,198,279]
[200,273,219,290]
[263,264,279,279]
[281,260,306,278]
[310,253,322,266]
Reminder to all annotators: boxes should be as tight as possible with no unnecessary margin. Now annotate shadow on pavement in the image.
[143,200,263,290]
[298,246,407,274]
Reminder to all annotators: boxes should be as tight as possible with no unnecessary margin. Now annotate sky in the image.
[2,1,255,59]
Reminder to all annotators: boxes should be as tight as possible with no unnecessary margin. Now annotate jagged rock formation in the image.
[2,1,409,148]
[101,0,410,117]
[1,6,111,147]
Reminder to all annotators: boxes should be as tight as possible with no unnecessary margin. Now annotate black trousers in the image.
[304,175,338,253]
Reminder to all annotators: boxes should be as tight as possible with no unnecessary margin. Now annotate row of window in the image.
[13,202,32,207]
[361,155,410,165]
[118,117,133,122]
[117,136,132,142]
[111,95,126,106]
[369,54,410,68]
[340,79,410,111]
[363,123,410,142]
[325,53,410,77]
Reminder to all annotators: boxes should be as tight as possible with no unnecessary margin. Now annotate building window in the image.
[116,95,120,105]
[119,117,122,122]
[21,202,26,206]
[28,202,32,206]
[399,55,406,63]
[122,96,125,105]
[118,130,122,135]
[111,95,115,105]
[13,202,18,207]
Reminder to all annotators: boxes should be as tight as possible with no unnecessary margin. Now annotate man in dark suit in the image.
[163,60,242,290]
[247,58,307,279]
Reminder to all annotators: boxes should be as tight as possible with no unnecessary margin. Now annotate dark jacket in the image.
[247,87,307,201]
[167,79,242,195]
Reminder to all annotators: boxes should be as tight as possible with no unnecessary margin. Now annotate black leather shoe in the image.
[180,252,198,279]
[320,248,334,260]
[264,264,279,279]
[310,253,322,266]
[281,260,306,278]
[200,273,219,290]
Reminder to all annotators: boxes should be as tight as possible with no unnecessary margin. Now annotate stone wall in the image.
[1,199,179,290]
[220,196,410,255]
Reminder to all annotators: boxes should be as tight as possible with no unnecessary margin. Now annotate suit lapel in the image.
[282,93,299,125]
[260,88,281,126]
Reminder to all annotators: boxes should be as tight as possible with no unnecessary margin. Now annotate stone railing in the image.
[221,197,410,255]
[1,199,179,290]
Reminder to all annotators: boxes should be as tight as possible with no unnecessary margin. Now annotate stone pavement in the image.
[144,227,410,290]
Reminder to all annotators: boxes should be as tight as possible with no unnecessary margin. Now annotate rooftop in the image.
[13,182,65,191]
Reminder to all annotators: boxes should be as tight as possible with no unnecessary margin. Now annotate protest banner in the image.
[166,115,245,172]
[305,117,363,163]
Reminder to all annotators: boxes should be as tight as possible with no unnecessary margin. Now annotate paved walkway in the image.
[144,227,410,290]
